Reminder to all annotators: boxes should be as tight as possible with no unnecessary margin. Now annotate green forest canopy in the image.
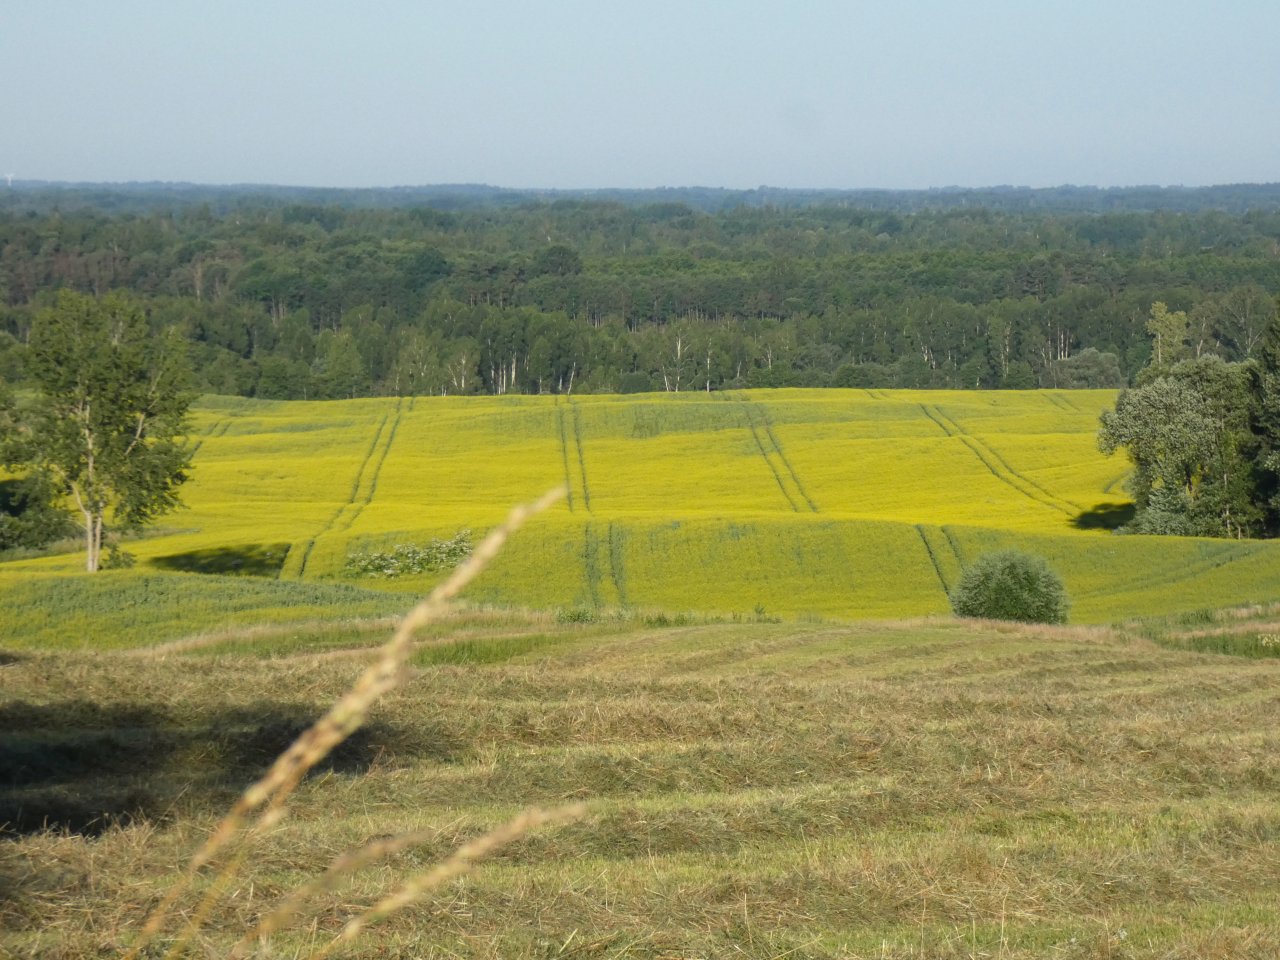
[2,182,1279,398]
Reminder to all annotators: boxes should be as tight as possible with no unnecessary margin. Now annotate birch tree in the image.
[13,291,192,571]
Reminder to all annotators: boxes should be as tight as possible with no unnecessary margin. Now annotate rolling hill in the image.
[6,388,1280,649]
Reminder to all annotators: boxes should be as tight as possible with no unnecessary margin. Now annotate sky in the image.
[2,0,1278,190]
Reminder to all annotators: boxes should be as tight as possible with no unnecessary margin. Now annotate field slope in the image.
[3,614,1277,958]
[5,388,1280,647]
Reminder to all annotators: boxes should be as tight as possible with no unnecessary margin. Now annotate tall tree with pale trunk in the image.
[11,291,193,571]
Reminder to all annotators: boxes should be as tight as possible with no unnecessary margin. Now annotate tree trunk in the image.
[84,511,103,572]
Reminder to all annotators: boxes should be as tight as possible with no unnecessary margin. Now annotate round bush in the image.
[948,550,1069,624]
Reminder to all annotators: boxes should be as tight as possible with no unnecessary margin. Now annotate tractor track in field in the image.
[1054,394,1085,414]
[284,401,404,578]
[922,404,1080,517]
[556,398,593,513]
[359,397,404,508]
[738,396,818,513]
[915,525,952,594]
[607,521,630,607]
[582,522,604,608]
[570,399,592,512]
[326,414,389,537]
[580,519,627,609]
[941,526,966,569]
[1103,471,1129,494]
[748,421,799,512]
[1044,393,1075,413]
[1083,542,1257,600]
[556,402,576,511]
[189,417,232,457]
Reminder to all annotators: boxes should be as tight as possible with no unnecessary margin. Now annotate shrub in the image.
[949,549,1069,624]
[556,607,598,624]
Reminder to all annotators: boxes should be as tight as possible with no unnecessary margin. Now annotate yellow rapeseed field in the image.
[6,387,1280,641]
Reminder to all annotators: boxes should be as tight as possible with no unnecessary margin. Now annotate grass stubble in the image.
[94,488,585,959]
[4,601,1280,956]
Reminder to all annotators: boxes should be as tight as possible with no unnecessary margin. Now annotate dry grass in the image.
[3,609,1278,958]
[7,489,585,960]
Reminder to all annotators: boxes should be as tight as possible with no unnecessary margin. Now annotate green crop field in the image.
[6,387,1280,650]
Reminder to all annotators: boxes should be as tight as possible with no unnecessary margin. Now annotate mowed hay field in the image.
[6,387,1280,649]
[2,614,1278,958]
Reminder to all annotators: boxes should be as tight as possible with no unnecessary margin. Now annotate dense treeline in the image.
[1097,301,1280,539]
[2,185,1279,398]
[11,181,1280,216]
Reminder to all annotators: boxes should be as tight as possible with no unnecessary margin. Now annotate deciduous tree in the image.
[7,291,193,571]
[1099,358,1257,537]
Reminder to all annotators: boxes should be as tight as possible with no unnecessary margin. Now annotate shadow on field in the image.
[1072,502,1135,530]
[0,700,466,838]
[151,543,291,577]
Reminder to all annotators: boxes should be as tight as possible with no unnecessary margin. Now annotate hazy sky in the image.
[3,0,1278,190]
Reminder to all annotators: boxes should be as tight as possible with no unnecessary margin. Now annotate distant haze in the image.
[3,0,1278,190]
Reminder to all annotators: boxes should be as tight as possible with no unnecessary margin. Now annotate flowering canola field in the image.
[8,388,1280,642]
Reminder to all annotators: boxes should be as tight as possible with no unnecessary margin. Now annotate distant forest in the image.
[2,181,1280,398]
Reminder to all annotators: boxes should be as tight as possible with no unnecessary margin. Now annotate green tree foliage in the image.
[1045,348,1125,389]
[0,475,78,551]
[948,550,1070,624]
[4,193,1280,396]
[0,378,78,551]
[1099,359,1258,537]
[1144,301,1191,371]
[1101,294,1279,537]
[1246,301,1280,533]
[1000,360,1037,389]
[6,292,193,571]
[529,244,583,277]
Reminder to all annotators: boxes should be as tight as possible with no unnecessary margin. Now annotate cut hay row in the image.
[4,616,1277,956]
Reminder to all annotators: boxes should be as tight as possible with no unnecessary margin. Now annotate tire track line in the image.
[556,402,576,512]
[1058,394,1089,414]
[739,396,815,513]
[327,413,391,536]
[941,526,966,570]
[915,525,952,595]
[189,418,224,457]
[608,522,630,608]
[755,403,819,512]
[285,407,396,578]
[582,521,603,609]
[290,419,387,577]
[1103,471,1129,495]
[1045,393,1074,413]
[924,405,1078,516]
[746,414,799,512]
[570,399,592,513]
[338,397,404,532]
[1082,543,1254,600]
